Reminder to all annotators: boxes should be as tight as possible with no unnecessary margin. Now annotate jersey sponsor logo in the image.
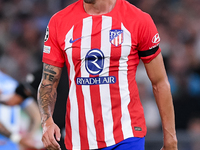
[76,49,116,85]
[152,33,160,44]
[44,26,49,42]
[69,37,82,43]
[109,29,123,47]
[77,76,116,85]
[85,49,104,75]
[43,45,51,54]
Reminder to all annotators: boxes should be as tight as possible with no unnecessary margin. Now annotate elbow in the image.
[152,78,171,92]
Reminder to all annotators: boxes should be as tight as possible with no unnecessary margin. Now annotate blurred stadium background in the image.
[0,0,200,149]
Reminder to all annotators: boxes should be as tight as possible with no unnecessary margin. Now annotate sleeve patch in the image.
[44,26,49,42]
[43,45,51,54]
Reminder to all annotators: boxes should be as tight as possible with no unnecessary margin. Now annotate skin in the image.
[0,78,42,149]
[0,122,11,138]
[0,94,23,106]
[38,63,62,150]
[83,0,116,15]
[0,101,41,149]
[0,122,36,148]
[38,0,178,149]
[24,100,41,136]
[145,53,178,150]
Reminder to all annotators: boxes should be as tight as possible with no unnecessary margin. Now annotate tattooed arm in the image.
[37,63,62,150]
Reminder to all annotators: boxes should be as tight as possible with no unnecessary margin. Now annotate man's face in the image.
[84,0,96,4]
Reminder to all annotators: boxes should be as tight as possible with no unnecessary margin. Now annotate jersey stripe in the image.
[65,26,81,149]
[65,97,72,148]
[99,16,115,146]
[73,19,91,149]
[45,0,160,149]
[81,16,98,149]
[120,23,134,138]
[109,18,123,143]
[65,41,72,148]
[90,16,107,148]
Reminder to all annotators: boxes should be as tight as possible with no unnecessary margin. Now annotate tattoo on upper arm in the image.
[38,64,62,125]
[44,64,56,74]
[44,73,55,81]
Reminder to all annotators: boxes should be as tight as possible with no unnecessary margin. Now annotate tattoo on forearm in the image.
[44,73,55,81]
[38,64,61,125]
[44,64,56,74]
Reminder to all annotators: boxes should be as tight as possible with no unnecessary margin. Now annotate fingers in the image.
[42,125,61,150]
[55,127,61,141]
[48,133,61,150]
[42,135,51,149]
[42,133,61,150]
[48,128,61,149]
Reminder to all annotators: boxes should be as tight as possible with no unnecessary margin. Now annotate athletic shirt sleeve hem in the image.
[42,14,65,68]
[42,57,64,68]
[141,47,161,64]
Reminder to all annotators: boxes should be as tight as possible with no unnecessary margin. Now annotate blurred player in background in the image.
[0,65,69,150]
[38,0,177,150]
[0,70,43,150]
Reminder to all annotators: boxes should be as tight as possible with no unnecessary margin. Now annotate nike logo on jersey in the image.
[69,37,82,43]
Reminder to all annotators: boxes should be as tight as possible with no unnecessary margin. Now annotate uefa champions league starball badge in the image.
[44,27,49,42]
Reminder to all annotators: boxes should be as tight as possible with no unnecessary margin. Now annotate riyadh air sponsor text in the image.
[77,76,116,85]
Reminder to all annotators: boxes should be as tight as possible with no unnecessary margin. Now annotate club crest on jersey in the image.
[109,29,123,47]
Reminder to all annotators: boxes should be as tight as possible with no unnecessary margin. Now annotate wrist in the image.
[163,133,178,149]
[42,116,54,128]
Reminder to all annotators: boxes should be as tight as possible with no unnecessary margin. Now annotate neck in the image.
[83,0,117,15]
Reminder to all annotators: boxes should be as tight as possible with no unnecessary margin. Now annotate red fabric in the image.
[42,0,161,149]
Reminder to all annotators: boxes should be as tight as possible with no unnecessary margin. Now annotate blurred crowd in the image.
[134,0,200,132]
[0,0,70,79]
[0,0,200,148]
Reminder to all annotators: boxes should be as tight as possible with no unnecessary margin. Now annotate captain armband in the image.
[138,46,159,58]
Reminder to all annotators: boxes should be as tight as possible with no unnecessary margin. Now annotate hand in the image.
[42,118,61,150]
[161,146,178,150]
[161,136,178,150]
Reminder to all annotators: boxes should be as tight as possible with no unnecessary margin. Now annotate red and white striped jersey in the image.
[42,0,161,149]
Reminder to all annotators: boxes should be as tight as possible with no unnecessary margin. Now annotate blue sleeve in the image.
[20,97,34,109]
